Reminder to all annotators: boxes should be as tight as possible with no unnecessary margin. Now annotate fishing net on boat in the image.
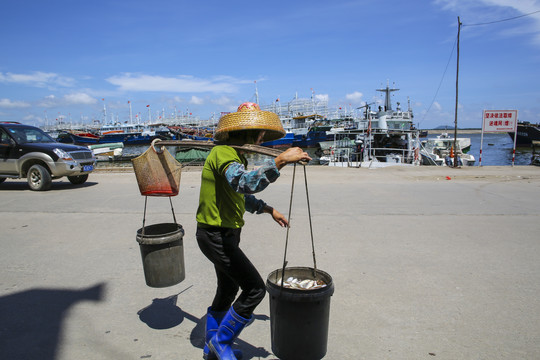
[132,139,182,197]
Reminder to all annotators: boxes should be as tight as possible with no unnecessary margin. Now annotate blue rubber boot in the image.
[203,307,243,360]
[208,307,251,360]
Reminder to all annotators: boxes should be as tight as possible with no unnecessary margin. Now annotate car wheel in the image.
[27,164,52,191]
[67,174,89,185]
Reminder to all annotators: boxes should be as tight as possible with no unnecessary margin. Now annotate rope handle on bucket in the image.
[141,196,178,236]
[279,163,318,290]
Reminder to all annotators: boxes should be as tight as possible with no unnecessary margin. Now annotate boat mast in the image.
[254,80,259,105]
[102,98,107,124]
[453,17,462,168]
[128,100,133,124]
[376,82,399,111]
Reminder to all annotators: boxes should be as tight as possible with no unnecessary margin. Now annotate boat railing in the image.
[329,146,416,166]
[418,141,439,166]
[364,147,413,163]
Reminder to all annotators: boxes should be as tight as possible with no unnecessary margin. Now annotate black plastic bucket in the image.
[266,267,334,360]
[136,223,185,288]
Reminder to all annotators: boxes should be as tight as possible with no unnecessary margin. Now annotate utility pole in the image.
[453,16,462,167]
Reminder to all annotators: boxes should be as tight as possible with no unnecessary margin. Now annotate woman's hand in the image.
[264,205,289,227]
[274,147,312,170]
[271,208,289,227]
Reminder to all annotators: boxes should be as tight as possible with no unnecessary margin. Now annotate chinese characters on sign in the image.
[482,110,518,132]
[480,109,518,166]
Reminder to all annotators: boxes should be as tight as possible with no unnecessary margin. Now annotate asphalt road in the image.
[1,165,539,359]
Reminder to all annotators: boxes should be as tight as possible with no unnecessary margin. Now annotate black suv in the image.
[0,122,96,191]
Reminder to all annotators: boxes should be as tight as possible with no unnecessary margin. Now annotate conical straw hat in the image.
[215,102,285,142]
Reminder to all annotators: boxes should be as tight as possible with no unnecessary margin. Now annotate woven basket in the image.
[132,140,182,197]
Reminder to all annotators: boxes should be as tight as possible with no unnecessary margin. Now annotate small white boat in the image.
[88,142,124,159]
[435,132,471,153]
[420,137,475,166]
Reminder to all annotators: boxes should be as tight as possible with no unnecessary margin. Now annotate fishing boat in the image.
[98,123,167,144]
[431,132,471,152]
[261,131,295,148]
[420,137,475,166]
[168,125,214,141]
[56,123,170,145]
[88,142,124,161]
[57,130,101,145]
[261,92,331,148]
[321,83,422,168]
[286,115,332,148]
[507,121,540,146]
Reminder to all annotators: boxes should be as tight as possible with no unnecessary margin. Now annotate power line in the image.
[420,34,458,126]
[464,9,540,27]
[421,9,539,126]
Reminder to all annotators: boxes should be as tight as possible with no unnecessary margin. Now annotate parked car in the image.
[0,122,96,191]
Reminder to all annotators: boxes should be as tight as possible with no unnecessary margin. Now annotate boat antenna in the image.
[357,102,375,119]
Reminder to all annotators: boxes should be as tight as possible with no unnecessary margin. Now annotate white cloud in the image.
[211,96,234,106]
[32,93,97,108]
[63,93,98,105]
[433,101,442,111]
[345,91,364,103]
[0,98,31,108]
[314,94,328,102]
[190,95,204,105]
[0,71,75,88]
[23,114,41,122]
[106,73,239,93]
[434,0,540,43]
[481,0,539,13]
[371,96,383,105]
[36,95,55,108]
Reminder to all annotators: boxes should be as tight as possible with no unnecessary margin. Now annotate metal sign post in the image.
[512,117,518,166]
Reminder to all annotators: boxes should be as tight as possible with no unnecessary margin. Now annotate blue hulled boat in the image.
[261,131,295,148]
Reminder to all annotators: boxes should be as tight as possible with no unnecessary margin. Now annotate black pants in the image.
[196,226,266,319]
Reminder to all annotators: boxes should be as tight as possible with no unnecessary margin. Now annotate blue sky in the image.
[1,0,539,129]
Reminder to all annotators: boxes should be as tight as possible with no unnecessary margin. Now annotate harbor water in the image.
[432,132,535,166]
[97,132,536,169]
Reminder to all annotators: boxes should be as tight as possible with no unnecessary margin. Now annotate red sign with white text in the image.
[482,110,518,132]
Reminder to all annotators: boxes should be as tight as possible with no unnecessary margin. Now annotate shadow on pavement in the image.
[0,180,98,191]
[137,287,272,359]
[0,283,105,360]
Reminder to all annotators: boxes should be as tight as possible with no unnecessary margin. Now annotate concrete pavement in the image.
[1,165,540,359]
